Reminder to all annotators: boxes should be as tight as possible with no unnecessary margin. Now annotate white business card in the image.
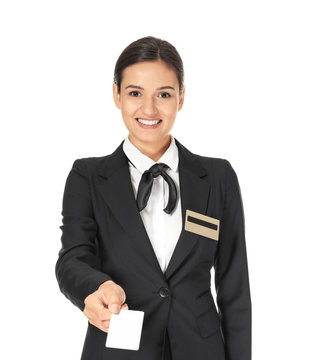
[105,309,144,351]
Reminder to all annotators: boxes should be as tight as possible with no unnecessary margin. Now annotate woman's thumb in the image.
[108,301,120,313]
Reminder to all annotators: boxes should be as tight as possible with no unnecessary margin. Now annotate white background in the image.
[1,0,316,359]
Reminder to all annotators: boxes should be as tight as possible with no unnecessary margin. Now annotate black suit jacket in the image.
[55,137,252,360]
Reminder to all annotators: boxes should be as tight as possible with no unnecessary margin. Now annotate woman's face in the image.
[113,60,185,148]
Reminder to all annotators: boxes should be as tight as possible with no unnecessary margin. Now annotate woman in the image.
[56,36,252,360]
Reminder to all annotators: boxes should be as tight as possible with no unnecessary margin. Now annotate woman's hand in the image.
[83,280,129,333]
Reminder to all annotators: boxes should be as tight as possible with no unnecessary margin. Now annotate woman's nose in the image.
[141,96,157,116]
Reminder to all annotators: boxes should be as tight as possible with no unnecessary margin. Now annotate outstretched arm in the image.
[55,159,113,312]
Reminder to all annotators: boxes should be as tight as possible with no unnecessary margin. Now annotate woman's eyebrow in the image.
[125,85,176,91]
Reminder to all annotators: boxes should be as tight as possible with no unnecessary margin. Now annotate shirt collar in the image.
[123,134,179,174]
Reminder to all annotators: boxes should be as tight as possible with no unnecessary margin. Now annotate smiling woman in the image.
[55,36,252,360]
[112,39,185,161]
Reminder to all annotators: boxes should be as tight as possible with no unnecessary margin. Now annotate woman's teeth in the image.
[137,118,161,125]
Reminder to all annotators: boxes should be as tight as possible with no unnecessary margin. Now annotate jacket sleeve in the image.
[214,159,252,360]
[55,159,113,312]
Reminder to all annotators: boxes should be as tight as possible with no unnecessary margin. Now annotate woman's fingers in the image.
[89,318,110,333]
[88,304,128,333]
[83,281,129,333]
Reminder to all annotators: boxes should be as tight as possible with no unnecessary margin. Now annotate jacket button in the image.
[159,287,169,298]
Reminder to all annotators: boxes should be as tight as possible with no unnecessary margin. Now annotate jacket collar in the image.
[99,136,206,179]
[122,134,179,173]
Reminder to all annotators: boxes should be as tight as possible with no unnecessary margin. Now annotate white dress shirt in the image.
[123,134,182,274]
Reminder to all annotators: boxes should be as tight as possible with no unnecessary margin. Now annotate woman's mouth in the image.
[135,118,162,129]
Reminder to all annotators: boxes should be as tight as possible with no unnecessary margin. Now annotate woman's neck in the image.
[128,134,171,162]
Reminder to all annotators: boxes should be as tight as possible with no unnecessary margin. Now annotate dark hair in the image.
[114,36,184,95]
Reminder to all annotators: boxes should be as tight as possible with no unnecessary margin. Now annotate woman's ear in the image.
[113,83,121,110]
[178,86,185,111]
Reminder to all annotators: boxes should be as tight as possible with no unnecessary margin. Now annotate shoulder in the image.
[198,154,240,194]
[175,137,237,183]
[192,153,242,206]
[196,153,227,173]
[200,154,237,179]
[68,154,111,177]
[188,148,238,185]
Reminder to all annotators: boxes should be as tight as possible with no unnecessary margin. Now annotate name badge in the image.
[185,209,220,241]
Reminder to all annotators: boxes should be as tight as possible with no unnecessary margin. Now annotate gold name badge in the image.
[185,209,220,241]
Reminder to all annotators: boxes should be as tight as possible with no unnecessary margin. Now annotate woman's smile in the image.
[136,118,163,129]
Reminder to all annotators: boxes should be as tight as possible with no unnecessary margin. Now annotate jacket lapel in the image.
[165,138,210,280]
[98,137,211,282]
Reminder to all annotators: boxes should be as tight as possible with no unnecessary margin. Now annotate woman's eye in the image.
[129,91,141,97]
[158,92,171,98]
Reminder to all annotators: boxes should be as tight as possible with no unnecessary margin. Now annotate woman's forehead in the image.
[121,61,178,85]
